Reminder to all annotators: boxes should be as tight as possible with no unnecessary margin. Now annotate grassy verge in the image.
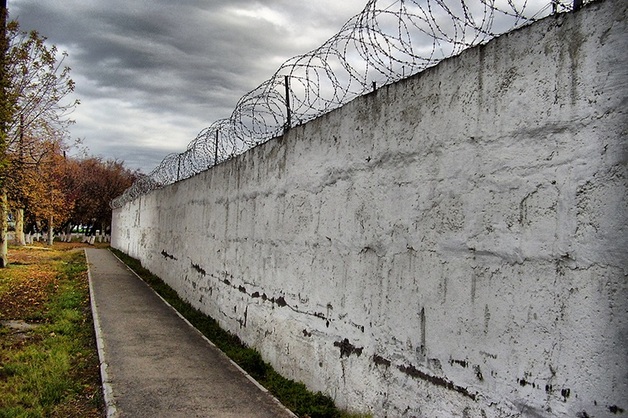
[110,248,370,418]
[0,243,103,418]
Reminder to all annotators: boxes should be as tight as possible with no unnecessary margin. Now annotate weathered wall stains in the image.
[160,250,176,260]
[112,1,628,416]
[334,338,363,358]
[397,363,477,401]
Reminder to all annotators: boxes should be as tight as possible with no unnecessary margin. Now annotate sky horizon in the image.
[9,0,369,173]
[8,0,559,176]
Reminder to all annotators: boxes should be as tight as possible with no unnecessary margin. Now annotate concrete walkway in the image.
[85,248,295,418]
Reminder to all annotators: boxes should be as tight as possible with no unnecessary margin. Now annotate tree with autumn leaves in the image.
[0,13,79,265]
[0,12,137,266]
[9,147,138,247]
[7,137,74,246]
[63,157,139,236]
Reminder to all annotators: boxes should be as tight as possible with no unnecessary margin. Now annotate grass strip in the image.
[0,247,103,418]
[110,248,369,418]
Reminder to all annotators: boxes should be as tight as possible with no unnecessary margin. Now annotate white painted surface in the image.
[112,1,627,416]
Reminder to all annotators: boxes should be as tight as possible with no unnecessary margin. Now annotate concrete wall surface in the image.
[112,0,627,416]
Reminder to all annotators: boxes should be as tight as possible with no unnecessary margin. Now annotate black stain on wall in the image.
[420,307,426,357]
[609,405,624,414]
[474,364,484,381]
[191,268,362,336]
[561,388,571,401]
[333,338,363,358]
[397,363,476,400]
[191,262,206,276]
[372,354,391,368]
[237,307,248,328]
[450,358,469,368]
[161,250,177,260]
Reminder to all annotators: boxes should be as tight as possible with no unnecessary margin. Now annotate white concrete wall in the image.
[112,1,627,416]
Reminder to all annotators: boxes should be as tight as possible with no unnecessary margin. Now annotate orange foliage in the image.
[0,249,58,320]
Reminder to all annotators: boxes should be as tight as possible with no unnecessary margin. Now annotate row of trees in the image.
[9,152,138,243]
[0,11,138,266]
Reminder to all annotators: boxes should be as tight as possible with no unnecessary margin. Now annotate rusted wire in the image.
[111,0,580,209]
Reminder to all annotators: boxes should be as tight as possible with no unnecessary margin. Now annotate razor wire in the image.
[111,0,582,209]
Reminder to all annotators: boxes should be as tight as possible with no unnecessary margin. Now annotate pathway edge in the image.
[85,249,119,418]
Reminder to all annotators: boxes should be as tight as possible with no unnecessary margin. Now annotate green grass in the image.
[110,248,371,418]
[0,248,103,418]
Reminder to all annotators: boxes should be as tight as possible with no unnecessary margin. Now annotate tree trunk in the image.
[64,223,73,242]
[47,215,53,246]
[15,208,25,245]
[0,190,8,268]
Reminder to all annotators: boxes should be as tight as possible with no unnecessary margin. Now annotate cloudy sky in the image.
[8,0,368,172]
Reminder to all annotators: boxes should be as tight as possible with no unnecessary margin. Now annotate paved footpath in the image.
[85,248,295,418]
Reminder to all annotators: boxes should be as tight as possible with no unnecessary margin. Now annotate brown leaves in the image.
[0,266,57,320]
[0,245,103,418]
[0,248,60,320]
